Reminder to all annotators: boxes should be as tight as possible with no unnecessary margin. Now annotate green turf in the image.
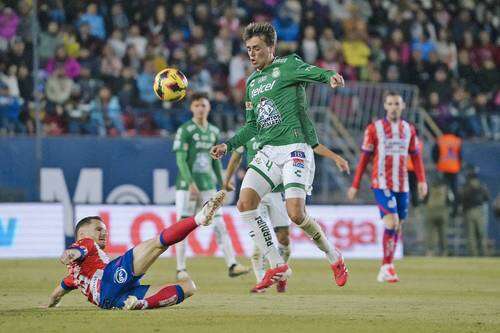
[0,257,499,333]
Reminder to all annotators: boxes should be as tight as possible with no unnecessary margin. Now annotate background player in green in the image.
[211,22,348,292]
[173,92,249,281]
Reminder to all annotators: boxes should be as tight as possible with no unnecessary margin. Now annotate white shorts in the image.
[259,192,290,229]
[175,189,221,218]
[242,143,315,199]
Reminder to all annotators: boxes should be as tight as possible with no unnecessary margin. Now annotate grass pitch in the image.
[0,257,499,333]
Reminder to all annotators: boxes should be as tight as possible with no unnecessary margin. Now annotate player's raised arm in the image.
[59,248,83,265]
[286,54,344,88]
[313,144,350,174]
[223,148,244,191]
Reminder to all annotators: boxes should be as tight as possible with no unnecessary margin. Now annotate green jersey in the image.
[173,119,223,191]
[226,54,335,152]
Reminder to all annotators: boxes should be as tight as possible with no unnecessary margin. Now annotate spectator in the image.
[435,29,457,71]
[449,87,482,138]
[273,2,301,52]
[61,25,81,58]
[385,28,411,65]
[17,64,32,102]
[39,21,61,62]
[99,44,123,89]
[45,66,74,105]
[89,86,124,136]
[318,27,342,56]
[342,32,371,80]
[411,31,437,62]
[461,167,490,256]
[110,3,129,32]
[214,27,233,65]
[0,7,20,47]
[0,64,20,97]
[108,29,126,59]
[457,49,477,94]
[77,21,101,55]
[76,66,101,104]
[148,4,168,37]
[43,103,67,135]
[0,81,23,134]
[125,24,147,59]
[136,59,158,106]
[218,7,240,39]
[79,3,106,40]
[46,45,81,79]
[7,38,31,69]
[300,25,319,64]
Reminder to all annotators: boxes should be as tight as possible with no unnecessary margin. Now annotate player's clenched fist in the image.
[210,143,227,160]
[60,249,81,265]
[330,73,345,89]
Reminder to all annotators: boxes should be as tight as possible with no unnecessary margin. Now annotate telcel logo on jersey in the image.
[114,267,128,284]
[250,80,276,98]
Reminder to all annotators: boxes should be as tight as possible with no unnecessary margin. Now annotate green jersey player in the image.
[211,22,348,292]
[174,92,249,281]
[224,136,349,293]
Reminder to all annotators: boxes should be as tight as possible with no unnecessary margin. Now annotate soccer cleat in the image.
[250,264,291,293]
[276,279,287,293]
[176,269,191,281]
[195,190,226,226]
[331,257,349,287]
[228,263,250,278]
[377,263,400,283]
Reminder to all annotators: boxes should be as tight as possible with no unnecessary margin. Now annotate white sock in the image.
[213,214,237,267]
[278,243,291,263]
[240,209,284,267]
[298,215,341,264]
[251,243,265,282]
[175,238,187,271]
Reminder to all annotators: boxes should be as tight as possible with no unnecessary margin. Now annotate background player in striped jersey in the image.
[223,137,349,293]
[348,91,427,283]
[173,92,249,280]
[45,191,226,310]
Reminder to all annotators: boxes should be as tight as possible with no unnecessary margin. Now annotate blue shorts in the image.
[99,249,149,309]
[373,189,409,220]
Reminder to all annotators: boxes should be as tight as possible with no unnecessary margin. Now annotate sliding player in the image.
[45,191,226,309]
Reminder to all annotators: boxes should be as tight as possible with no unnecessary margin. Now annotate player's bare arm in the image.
[223,151,243,191]
[45,284,71,308]
[418,182,428,199]
[313,144,350,174]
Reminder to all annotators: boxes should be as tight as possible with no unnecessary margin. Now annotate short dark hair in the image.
[75,216,102,238]
[384,90,402,101]
[190,91,209,104]
[243,22,277,46]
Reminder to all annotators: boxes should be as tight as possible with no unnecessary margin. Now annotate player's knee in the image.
[287,207,305,225]
[237,197,258,212]
[275,227,290,246]
[179,279,197,298]
[383,214,399,229]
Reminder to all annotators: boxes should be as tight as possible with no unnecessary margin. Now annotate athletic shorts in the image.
[259,192,290,228]
[373,189,409,220]
[176,189,221,218]
[99,249,149,309]
[242,143,315,199]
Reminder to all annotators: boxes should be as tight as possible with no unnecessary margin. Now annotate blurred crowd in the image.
[0,0,498,137]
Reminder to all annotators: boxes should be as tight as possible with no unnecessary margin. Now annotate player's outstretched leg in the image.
[286,198,348,287]
[124,279,197,310]
[377,214,400,283]
[132,190,226,277]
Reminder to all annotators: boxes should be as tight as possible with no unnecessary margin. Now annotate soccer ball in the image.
[153,68,188,102]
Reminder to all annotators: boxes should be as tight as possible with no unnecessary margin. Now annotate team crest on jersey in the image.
[245,101,253,111]
[256,97,281,129]
[114,267,128,284]
[272,67,280,78]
